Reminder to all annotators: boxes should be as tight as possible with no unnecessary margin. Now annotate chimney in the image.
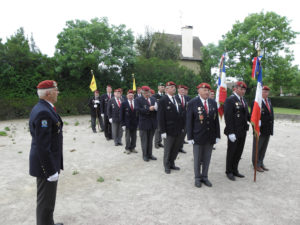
[181,26,193,58]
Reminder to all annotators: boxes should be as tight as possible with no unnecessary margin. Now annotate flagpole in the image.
[91,69,101,133]
[254,44,261,182]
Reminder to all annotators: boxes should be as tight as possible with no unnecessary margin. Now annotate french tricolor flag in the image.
[216,54,227,118]
[251,56,263,136]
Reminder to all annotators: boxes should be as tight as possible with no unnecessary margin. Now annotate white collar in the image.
[45,100,54,108]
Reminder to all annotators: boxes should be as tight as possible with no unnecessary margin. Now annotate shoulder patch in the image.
[41,120,48,128]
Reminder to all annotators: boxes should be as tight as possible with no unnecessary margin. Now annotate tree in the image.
[222,11,299,93]
[55,17,136,92]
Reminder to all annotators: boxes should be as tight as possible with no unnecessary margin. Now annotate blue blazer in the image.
[29,99,63,178]
[135,96,157,130]
[120,100,139,129]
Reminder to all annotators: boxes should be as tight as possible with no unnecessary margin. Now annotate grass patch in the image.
[75,121,79,126]
[116,179,121,181]
[0,131,7,136]
[97,176,104,183]
[73,137,76,141]
[64,121,69,125]
[4,127,10,131]
[18,151,22,154]
[273,107,300,115]
[72,170,79,175]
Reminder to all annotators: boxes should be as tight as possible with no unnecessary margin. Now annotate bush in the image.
[269,96,300,109]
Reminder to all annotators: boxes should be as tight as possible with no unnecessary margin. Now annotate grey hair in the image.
[37,88,53,98]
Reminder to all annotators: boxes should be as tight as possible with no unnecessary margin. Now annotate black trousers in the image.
[193,144,213,181]
[163,135,182,169]
[125,128,137,150]
[104,115,112,139]
[154,128,162,147]
[226,135,246,174]
[139,129,155,158]
[252,135,270,167]
[91,114,104,131]
[36,178,58,225]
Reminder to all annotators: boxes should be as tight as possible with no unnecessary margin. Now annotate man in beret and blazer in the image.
[251,85,274,172]
[29,80,63,225]
[186,83,220,187]
[158,81,185,174]
[135,86,158,162]
[224,81,250,181]
[88,90,104,133]
[100,85,113,140]
[120,90,139,154]
[153,83,165,149]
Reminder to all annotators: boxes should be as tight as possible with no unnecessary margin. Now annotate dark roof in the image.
[164,33,203,61]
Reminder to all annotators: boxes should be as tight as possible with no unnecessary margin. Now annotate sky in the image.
[1,0,299,66]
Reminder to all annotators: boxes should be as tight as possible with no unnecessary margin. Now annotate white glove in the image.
[228,134,236,142]
[259,120,261,127]
[94,104,97,108]
[161,133,167,139]
[188,140,194,144]
[154,102,158,111]
[122,126,126,131]
[101,114,104,117]
[47,172,59,182]
[94,100,100,104]
[216,138,220,144]
[109,118,112,123]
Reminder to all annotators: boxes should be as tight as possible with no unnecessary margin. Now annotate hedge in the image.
[0,95,91,120]
[269,96,300,109]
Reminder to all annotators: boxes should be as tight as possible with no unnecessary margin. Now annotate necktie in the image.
[181,95,184,108]
[53,106,57,112]
[172,96,178,112]
[265,98,271,112]
[241,98,245,107]
[117,99,121,107]
[130,100,134,111]
[147,98,151,105]
[108,94,111,99]
[204,100,208,114]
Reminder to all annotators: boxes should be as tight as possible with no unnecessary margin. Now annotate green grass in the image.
[273,107,300,115]
[64,121,69,125]
[72,170,79,175]
[0,131,7,136]
[4,127,10,131]
[97,176,104,183]
[74,121,79,126]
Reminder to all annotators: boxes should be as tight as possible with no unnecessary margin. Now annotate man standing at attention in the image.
[29,80,63,225]
[153,83,165,149]
[224,81,250,181]
[186,83,220,187]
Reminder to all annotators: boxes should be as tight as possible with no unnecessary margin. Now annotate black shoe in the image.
[158,143,164,147]
[106,137,111,141]
[100,130,104,132]
[170,165,180,170]
[165,169,171,174]
[226,173,236,181]
[233,172,245,178]
[93,130,97,133]
[149,155,157,160]
[118,143,123,146]
[178,149,186,154]
[195,181,202,188]
[143,157,149,162]
[212,147,216,150]
[261,165,269,171]
[55,223,63,225]
[115,143,119,146]
[201,180,212,187]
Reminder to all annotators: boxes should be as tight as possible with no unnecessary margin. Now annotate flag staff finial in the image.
[256,42,261,56]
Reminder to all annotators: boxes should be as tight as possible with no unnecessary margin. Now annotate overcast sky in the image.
[1,0,299,66]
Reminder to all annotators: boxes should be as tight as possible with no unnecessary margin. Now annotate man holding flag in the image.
[216,54,227,118]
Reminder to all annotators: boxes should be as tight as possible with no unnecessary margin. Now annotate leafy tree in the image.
[222,11,299,94]
[55,17,136,93]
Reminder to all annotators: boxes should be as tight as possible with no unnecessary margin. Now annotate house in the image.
[164,26,203,74]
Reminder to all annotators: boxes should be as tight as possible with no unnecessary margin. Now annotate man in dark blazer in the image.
[120,90,139,154]
[134,87,142,99]
[186,83,220,187]
[152,82,165,149]
[184,85,192,102]
[107,88,124,146]
[158,81,185,174]
[224,81,250,181]
[88,90,104,133]
[135,86,158,162]
[251,85,274,172]
[100,85,113,140]
[29,80,63,225]
[175,85,189,154]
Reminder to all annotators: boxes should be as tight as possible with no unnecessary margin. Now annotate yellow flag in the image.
[132,74,136,91]
[89,74,97,92]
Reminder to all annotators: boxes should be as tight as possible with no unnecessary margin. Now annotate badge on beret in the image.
[41,120,48,128]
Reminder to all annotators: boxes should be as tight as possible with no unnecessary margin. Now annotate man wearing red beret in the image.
[88,90,104,133]
[224,81,250,181]
[134,87,142,99]
[29,80,64,225]
[186,83,220,187]
[100,85,113,140]
[250,85,274,172]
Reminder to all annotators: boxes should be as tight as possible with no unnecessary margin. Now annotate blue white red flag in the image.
[216,54,227,118]
[251,56,263,136]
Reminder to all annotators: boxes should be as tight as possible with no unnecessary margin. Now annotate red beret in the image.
[150,89,155,94]
[183,85,189,90]
[127,89,134,94]
[177,85,185,89]
[94,90,99,93]
[37,80,57,89]
[236,81,247,89]
[141,86,150,91]
[263,86,270,91]
[197,83,211,90]
[114,88,121,92]
[165,81,176,86]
